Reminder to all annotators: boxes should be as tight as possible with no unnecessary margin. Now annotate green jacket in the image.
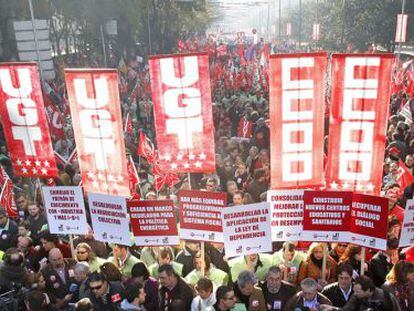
[149,261,183,277]
[185,267,229,286]
[88,257,107,273]
[272,249,306,284]
[108,254,141,277]
[228,254,273,282]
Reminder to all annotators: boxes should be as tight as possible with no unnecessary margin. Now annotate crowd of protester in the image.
[0,31,413,311]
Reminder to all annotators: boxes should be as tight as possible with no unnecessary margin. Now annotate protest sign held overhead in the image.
[399,199,414,247]
[65,69,130,196]
[128,200,179,246]
[222,202,272,258]
[302,190,352,242]
[267,189,304,241]
[149,52,216,173]
[350,193,389,250]
[0,63,58,178]
[42,186,88,235]
[269,53,326,189]
[326,54,394,195]
[88,192,130,246]
[178,189,227,242]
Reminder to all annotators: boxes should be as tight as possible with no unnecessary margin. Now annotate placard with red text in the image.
[178,190,227,242]
[128,200,179,246]
[221,202,272,258]
[302,190,352,242]
[267,189,304,241]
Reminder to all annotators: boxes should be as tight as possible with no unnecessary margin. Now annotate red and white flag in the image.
[65,69,130,196]
[149,52,215,173]
[269,53,327,189]
[326,54,394,195]
[0,166,17,218]
[43,92,65,140]
[137,131,156,163]
[124,112,133,135]
[0,63,58,177]
[396,160,414,190]
[127,155,139,196]
[395,14,408,43]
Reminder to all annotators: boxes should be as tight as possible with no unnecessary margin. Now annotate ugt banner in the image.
[0,63,57,177]
[326,54,394,195]
[269,53,327,189]
[149,52,215,173]
[65,69,130,196]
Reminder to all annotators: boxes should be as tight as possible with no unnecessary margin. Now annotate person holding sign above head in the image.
[272,242,306,284]
[185,252,229,287]
[148,247,183,278]
[76,243,107,273]
[233,270,266,311]
[228,253,273,282]
[297,243,337,289]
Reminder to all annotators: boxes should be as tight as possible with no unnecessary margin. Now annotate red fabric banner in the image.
[65,69,130,196]
[326,54,394,195]
[396,160,414,190]
[149,52,215,173]
[0,166,17,219]
[43,91,65,141]
[269,53,327,189]
[0,63,58,177]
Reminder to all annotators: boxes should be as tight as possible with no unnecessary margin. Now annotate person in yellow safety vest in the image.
[148,247,183,277]
[228,253,273,282]
[185,252,229,287]
[75,242,107,273]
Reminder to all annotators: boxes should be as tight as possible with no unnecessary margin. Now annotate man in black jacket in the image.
[259,266,296,310]
[321,264,354,308]
[175,240,200,277]
[87,271,124,311]
[158,264,194,310]
[368,236,399,287]
[0,208,18,252]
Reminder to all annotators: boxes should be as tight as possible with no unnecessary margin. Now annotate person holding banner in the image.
[297,243,337,288]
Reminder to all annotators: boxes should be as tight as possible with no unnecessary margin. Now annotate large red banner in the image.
[65,69,130,196]
[0,63,57,177]
[269,53,326,189]
[326,54,394,195]
[149,52,215,173]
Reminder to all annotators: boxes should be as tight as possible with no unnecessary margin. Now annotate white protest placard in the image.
[42,186,88,234]
[267,189,304,241]
[222,202,272,258]
[400,199,414,247]
[88,192,130,246]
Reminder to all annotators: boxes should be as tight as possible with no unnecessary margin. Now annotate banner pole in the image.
[360,247,366,276]
[69,234,76,259]
[187,171,205,276]
[283,245,289,281]
[321,243,327,283]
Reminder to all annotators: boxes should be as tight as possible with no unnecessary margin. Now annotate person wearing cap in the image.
[0,208,18,252]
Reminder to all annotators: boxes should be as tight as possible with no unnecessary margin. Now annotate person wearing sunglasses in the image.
[87,271,124,311]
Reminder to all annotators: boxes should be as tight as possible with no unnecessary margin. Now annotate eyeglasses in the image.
[338,244,348,247]
[90,284,102,291]
[77,251,87,254]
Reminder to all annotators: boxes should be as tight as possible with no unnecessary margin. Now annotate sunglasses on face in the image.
[90,284,102,291]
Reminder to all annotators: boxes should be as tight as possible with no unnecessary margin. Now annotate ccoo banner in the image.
[65,69,130,196]
[0,63,58,177]
[269,53,327,189]
[326,54,394,195]
[149,52,215,173]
